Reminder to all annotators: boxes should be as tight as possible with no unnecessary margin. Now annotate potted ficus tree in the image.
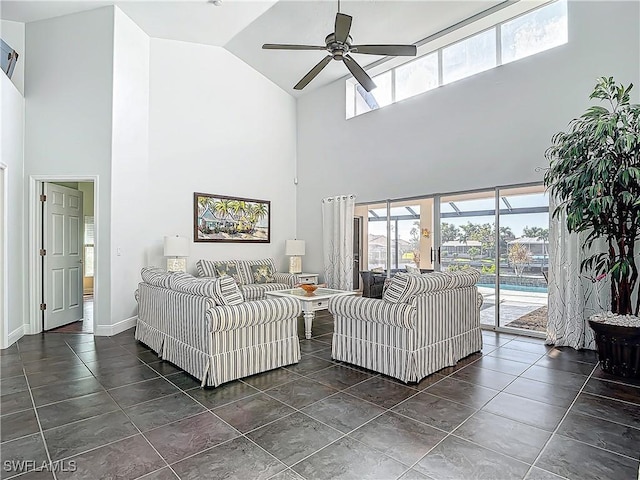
[544,76,640,378]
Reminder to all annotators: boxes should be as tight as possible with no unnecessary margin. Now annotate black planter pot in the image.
[589,319,640,378]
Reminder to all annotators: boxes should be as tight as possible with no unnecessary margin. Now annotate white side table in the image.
[296,273,319,285]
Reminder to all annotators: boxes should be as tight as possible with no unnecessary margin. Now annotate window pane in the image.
[395,53,438,102]
[367,219,388,270]
[497,186,549,333]
[370,71,393,107]
[84,216,94,244]
[354,84,375,116]
[345,82,356,119]
[84,246,94,277]
[501,0,568,64]
[354,71,392,115]
[442,29,496,84]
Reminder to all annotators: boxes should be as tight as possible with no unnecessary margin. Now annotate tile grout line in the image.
[522,362,599,479]
[6,328,634,480]
[8,334,178,480]
[387,338,560,478]
[6,358,57,480]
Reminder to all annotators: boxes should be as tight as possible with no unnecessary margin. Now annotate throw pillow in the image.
[214,262,242,284]
[250,264,275,284]
[212,276,244,306]
[196,260,217,278]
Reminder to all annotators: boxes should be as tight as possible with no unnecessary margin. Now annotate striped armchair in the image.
[329,270,483,383]
[135,268,302,387]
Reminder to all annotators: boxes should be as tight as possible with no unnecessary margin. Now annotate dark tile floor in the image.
[1,312,639,480]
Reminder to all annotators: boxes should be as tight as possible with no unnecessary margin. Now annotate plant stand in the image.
[589,314,640,378]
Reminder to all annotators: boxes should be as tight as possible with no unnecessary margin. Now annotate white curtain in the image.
[322,194,355,290]
[547,197,608,350]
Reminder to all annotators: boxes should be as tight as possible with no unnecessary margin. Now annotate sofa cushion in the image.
[168,271,196,289]
[212,276,244,305]
[141,267,173,288]
[241,283,291,301]
[383,272,450,304]
[250,264,275,284]
[446,269,480,288]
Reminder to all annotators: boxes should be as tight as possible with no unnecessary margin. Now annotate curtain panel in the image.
[322,194,355,290]
[546,197,608,350]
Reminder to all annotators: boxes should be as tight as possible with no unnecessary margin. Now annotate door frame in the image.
[27,175,99,335]
[0,163,8,348]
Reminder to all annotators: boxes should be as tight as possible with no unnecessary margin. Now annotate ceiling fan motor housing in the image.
[325,33,352,60]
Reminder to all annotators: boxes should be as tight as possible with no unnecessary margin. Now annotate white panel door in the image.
[43,183,84,330]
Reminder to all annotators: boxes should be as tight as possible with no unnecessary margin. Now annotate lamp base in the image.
[289,256,302,274]
[167,258,186,273]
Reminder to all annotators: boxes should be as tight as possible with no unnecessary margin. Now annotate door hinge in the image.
[40,194,46,202]
[39,249,46,256]
[40,303,47,311]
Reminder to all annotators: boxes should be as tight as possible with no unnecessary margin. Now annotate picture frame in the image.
[194,192,270,243]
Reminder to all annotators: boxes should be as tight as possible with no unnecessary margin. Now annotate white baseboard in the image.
[6,325,24,348]
[94,316,137,336]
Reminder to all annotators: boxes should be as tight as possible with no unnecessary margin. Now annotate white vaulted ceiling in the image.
[0,0,507,95]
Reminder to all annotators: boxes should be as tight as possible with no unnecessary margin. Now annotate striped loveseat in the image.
[135,267,302,387]
[196,258,296,301]
[329,270,483,383]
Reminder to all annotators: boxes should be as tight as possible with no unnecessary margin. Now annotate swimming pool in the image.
[477,283,548,293]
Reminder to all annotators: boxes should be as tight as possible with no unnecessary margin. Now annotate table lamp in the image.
[285,239,305,274]
[164,235,189,272]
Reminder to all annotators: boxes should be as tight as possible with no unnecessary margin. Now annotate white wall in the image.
[24,7,114,332]
[0,73,24,346]
[1,20,25,95]
[296,0,640,276]
[148,38,297,273]
[110,7,150,331]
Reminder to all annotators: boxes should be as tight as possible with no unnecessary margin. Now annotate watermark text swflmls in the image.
[3,460,77,473]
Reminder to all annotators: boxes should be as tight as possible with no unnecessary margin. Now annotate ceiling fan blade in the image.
[343,55,376,92]
[351,44,417,56]
[294,55,333,90]
[262,44,327,51]
[334,13,352,44]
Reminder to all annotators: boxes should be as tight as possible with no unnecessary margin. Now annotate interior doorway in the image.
[28,177,97,335]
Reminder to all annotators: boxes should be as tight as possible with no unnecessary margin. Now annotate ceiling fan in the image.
[262,7,417,92]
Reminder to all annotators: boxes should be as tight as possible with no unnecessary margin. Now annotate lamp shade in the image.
[285,239,305,256]
[164,235,189,257]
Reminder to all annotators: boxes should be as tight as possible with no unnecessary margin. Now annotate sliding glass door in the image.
[356,183,549,335]
[496,186,549,333]
[435,185,549,333]
[438,190,497,328]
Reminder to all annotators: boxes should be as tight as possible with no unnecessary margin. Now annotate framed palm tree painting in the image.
[194,192,270,243]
